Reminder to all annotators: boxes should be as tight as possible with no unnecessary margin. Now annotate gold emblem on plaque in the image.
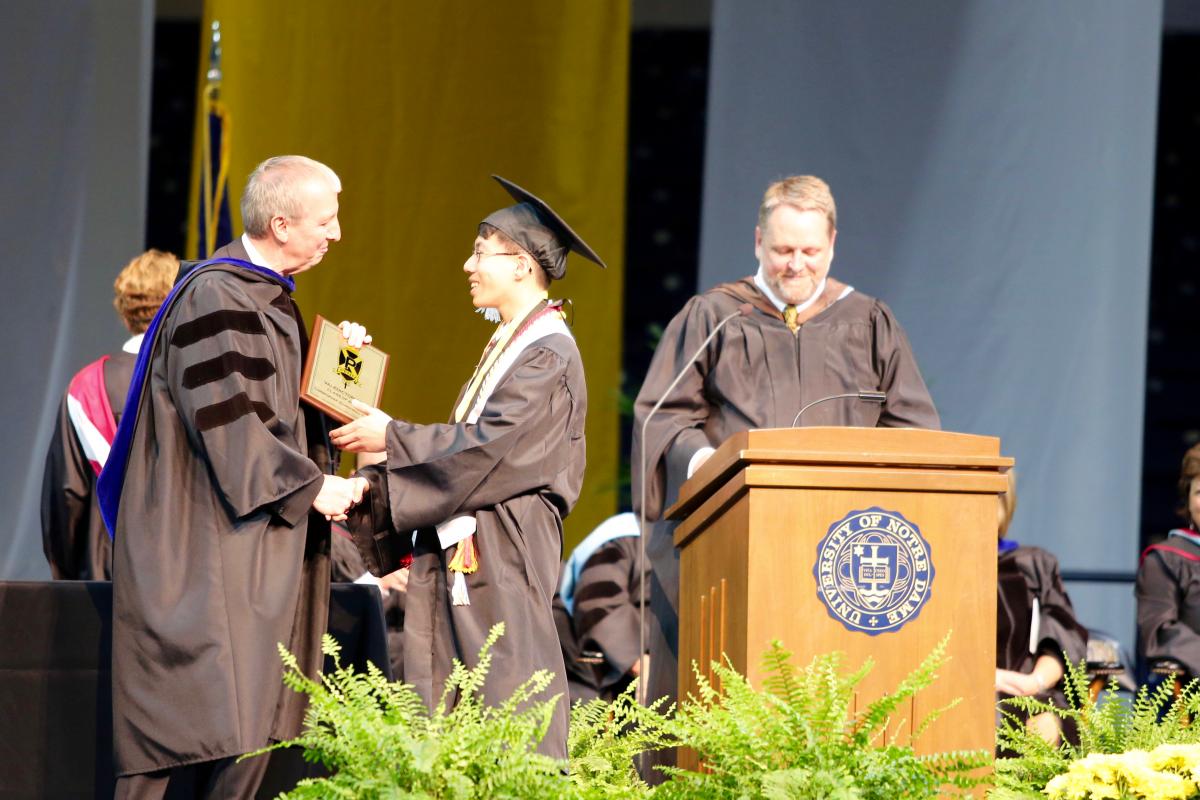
[335,346,363,386]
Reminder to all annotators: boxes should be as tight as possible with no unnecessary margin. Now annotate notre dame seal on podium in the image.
[813,507,934,635]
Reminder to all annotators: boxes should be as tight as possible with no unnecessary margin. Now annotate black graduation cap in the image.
[481,175,606,280]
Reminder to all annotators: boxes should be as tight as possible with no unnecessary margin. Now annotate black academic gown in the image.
[110,242,334,776]
[41,351,135,580]
[631,276,939,747]
[569,536,648,701]
[1137,533,1200,679]
[996,545,1088,712]
[553,589,601,706]
[349,331,587,761]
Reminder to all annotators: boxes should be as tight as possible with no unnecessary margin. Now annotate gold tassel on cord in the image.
[448,535,478,606]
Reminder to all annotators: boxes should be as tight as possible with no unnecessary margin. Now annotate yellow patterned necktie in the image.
[784,304,799,333]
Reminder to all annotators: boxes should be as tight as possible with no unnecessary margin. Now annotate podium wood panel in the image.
[668,428,1009,765]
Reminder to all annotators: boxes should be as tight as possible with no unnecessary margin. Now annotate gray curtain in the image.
[0,0,153,579]
[700,0,1162,646]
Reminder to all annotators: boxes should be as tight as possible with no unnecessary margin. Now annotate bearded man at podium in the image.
[632,175,940,772]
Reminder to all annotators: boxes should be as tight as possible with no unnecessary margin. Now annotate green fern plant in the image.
[652,636,990,799]
[993,659,1200,798]
[250,622,570,799]
[567,684,676,799]
[254,626,995,799]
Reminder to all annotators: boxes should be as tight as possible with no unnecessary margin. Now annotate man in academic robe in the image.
[97,155,367,798]
[632,175,939,775]
[555,511,648,704]
[330,176,605,761]
[41,249,178,580]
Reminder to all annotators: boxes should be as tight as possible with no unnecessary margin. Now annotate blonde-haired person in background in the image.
[40,249,179,580]
[995,469,1088,747]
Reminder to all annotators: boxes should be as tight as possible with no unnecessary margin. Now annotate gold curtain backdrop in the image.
[188,1,629,551]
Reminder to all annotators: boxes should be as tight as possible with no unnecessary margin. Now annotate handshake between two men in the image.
[310,319,399,521]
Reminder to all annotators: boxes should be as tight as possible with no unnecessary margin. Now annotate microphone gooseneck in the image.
[791,390,887,427]
[636,303,752,728]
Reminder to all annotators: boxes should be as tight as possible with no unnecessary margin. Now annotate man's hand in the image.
[330,399,393,453]
[379,568,409,596]
[995,668,1043,697]
[312,474,367,521]
[339,320,372,348]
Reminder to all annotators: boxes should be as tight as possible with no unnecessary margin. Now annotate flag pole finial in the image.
[206,21,223,95]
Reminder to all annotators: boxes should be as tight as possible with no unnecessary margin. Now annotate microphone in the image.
[636,303,753,715]
[791,390,887,427]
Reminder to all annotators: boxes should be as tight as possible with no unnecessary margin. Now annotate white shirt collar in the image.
[753,264,829,314]
[122,333,144,354]
[240,233,277,271]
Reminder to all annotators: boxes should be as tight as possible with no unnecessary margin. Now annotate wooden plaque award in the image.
[300,315,389,424]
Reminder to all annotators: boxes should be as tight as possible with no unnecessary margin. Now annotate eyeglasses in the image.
[471,248,521,262]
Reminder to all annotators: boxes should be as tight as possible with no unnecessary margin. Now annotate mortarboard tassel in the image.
[448,535,479,606]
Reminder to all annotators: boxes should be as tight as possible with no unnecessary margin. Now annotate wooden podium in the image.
[666,427,1011,760]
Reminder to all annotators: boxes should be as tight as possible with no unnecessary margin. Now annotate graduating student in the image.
[332,176,604,760]
[98,155,366,797]
[41,249,178,580]
[632,175,939,775]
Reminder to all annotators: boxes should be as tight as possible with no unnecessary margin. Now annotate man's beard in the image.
[763,260,818,305]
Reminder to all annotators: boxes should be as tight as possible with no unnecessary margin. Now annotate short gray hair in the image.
[241,155,341,237]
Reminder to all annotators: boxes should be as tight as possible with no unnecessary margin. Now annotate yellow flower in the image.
[1148,743,1200,775]
[1043,746,1200,800]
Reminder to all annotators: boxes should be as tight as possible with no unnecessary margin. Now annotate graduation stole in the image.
[454,299,550,424]
[1141,529,1200,565]
[443,298,570,605]
[66,355,117,476]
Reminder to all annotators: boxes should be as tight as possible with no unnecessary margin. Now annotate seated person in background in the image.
[553,588,599,706]
[40,249,179,579]
[1137,443,1200,683]
[554,511,648,705]
[996,469,1088,746]
[330,526,408,680]
[330,451,407,680]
